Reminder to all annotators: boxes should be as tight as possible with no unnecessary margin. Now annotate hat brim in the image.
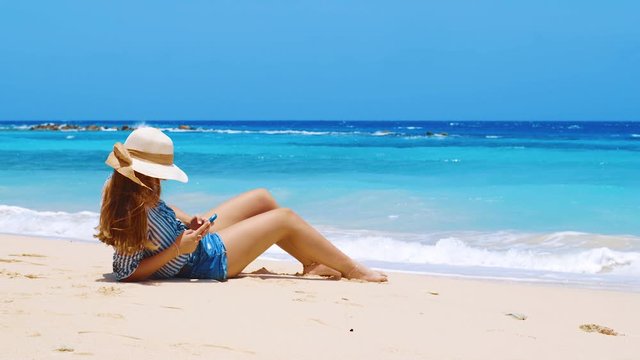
[131,158,188,183]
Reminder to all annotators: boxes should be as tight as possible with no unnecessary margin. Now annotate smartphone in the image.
[208,214,218,224]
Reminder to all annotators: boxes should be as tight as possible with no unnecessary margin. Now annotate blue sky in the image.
[0,1,638,121]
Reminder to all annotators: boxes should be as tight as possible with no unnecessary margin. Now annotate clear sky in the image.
[0,1,638,121]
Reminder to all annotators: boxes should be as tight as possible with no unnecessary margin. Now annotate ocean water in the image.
[1,120,639,290]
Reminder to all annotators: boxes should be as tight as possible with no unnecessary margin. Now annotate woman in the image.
[96,127,387,283]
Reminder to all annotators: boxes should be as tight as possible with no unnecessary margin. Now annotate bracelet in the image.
[172,242,181,258]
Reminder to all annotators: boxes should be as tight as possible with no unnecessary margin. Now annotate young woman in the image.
[96,127,387,283]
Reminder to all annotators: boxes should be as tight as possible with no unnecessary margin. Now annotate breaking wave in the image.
[3,204,638,278]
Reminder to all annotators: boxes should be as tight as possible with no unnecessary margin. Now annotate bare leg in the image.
[202,188,279,232]
[217,208,387,282]
[201,189,354,278]
[202,189,312,265]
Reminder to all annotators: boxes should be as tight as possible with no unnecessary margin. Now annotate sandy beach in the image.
[1,234,639,360]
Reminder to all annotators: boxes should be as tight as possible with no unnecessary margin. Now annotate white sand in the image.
[1,234,639,359]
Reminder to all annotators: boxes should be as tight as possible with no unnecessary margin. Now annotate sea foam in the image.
[2,204,639,279]
[0,205,99,241]
[308,229,640,276]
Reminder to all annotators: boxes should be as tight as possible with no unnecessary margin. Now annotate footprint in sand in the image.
[292,290,316,302]
[2,309,26,316]
[10,253,47,258]
[0,258,21,263]
[0,269,41,279]
[0,270,21,278]
[97,286,123,296]
[96,313,125,320]
[9,254,47,269]
[334,297,364,307]
[173,342,256,355]
[308,318,328,326]
[78,330,142,341]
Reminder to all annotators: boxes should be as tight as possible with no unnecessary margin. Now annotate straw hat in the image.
[105,127,188,188]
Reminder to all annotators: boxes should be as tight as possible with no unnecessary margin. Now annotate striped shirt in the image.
[112,200,189,281]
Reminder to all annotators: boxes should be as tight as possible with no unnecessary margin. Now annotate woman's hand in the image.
[188,216,207,230]
[176,220,211,254]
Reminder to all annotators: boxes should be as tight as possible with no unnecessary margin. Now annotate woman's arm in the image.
[168,204,192,224]
[121,239,182,282]
[121,221,211,282]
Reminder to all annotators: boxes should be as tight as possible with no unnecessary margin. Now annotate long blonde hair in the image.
[95,171,161,254]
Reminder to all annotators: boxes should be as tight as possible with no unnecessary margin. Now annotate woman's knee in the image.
[269,207,298,227]
[251,188,278,211]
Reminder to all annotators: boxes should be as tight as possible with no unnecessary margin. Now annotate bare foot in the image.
[376,270,389,278]
[303,263,342,280]
[345,264,388,282]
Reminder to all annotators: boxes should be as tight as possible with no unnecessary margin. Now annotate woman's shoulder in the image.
[147,199,175,218]
[147,199,184,232]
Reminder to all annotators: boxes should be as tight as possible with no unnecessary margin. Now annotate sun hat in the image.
[105,127,188,188]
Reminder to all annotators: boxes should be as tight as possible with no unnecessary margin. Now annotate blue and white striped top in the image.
[112,200,189,281]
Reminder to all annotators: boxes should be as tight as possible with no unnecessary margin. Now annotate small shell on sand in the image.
[505,313,527,320]
[579,324,620,336]
[55,347,74,352]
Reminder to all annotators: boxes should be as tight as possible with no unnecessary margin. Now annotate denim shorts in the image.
[179,233,228,281]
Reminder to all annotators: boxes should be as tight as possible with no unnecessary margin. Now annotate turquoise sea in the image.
[1,120,639,289]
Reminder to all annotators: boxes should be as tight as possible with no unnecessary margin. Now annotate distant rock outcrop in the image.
[28,123,137,131]
[60,124,81,131]
[30,123,61,131]
[426,131,448,137]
